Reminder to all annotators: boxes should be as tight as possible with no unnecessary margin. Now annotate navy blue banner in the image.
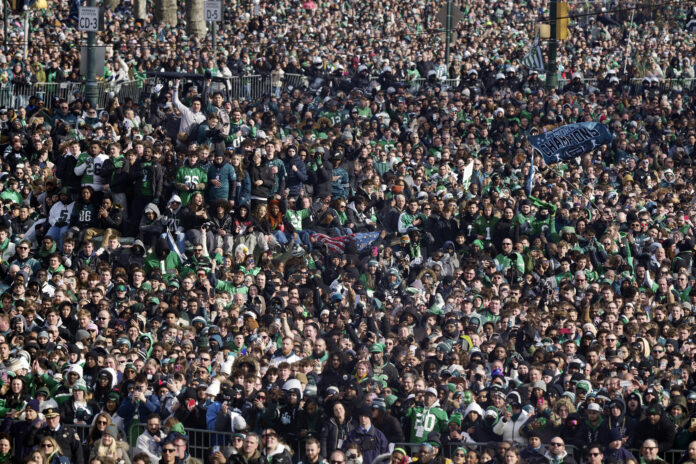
[529,122,612,164]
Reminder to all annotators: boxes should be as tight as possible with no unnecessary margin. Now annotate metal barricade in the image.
[665,449,686,464]
[128,422,146,456]
[116,79,147,104]
[127,424,238,462]
[66,422,93,442]
[0,84,13,108]
[97,81,112,108]
[173,426,238,461]
[126,424,299,463]
[283,73,308,92]
[393,441,582,463]
[1,75,695,110]
[2,82,82,108]
[628,448,685,464]
[410,77,462,91]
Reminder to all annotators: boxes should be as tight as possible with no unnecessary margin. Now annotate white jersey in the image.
[74,153,109,191]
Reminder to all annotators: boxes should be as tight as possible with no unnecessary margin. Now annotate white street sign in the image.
[78,6,99,32]
[204,1,222,22]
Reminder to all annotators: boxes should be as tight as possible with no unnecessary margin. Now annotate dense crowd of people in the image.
[0,1,695,464]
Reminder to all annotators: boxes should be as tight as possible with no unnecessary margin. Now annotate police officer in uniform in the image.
[30,408,84,464]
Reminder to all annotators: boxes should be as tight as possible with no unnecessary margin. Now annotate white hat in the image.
[206,381,221,397]
[67,364,83,379]
[8,357,30,373]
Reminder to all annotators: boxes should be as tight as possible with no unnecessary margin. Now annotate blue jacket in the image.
[331,167,349,199]
[284,156,308,196]
[344,425,389,464]
[604,447,635,464]
[208,161,237,202]
[236,174,251,206]
[117,393,161,430]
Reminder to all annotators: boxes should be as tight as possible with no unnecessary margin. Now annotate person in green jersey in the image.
[175,148,208,206]
[129,145,163,227]
[406,387,449,444]
[74,140,109,192]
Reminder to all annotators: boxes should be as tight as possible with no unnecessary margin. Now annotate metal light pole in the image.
[22,7,28,57]
[4,1,9,50]
[84,0,98,108]
[211,20,216,59]
[623,8,635,74]
[546,0,558,89]
[444,0,452,76]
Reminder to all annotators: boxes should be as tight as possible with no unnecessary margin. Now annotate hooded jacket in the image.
[607,399,637,443]
[140,203,163,234]
[93,368,119,407]
[493,408,530,445]
[161,197,184,233]
[207,159,237,202]
[461,402,497,442]
[283,154,308,197]
[632,412,676,452]
[667,395,689,428]
[576,413,612,447]
[109,240,146,271]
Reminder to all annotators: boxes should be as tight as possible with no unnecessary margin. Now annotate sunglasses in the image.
[454,453,466,457]
[41,444,54,449]
[162,449,176,454]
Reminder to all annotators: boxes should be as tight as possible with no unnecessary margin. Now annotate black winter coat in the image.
[56,154,80,192]
[319,417,358,458]
[249,162,275,199]
[308,159,333,198]
[129,159,163,199]
[632,416,676,452]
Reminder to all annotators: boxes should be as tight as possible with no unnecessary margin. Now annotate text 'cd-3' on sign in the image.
[78,6,100,32]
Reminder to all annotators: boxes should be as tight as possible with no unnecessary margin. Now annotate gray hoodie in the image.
[139,203,164,235]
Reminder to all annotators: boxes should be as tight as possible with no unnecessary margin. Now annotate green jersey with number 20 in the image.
[406,404,449,443]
